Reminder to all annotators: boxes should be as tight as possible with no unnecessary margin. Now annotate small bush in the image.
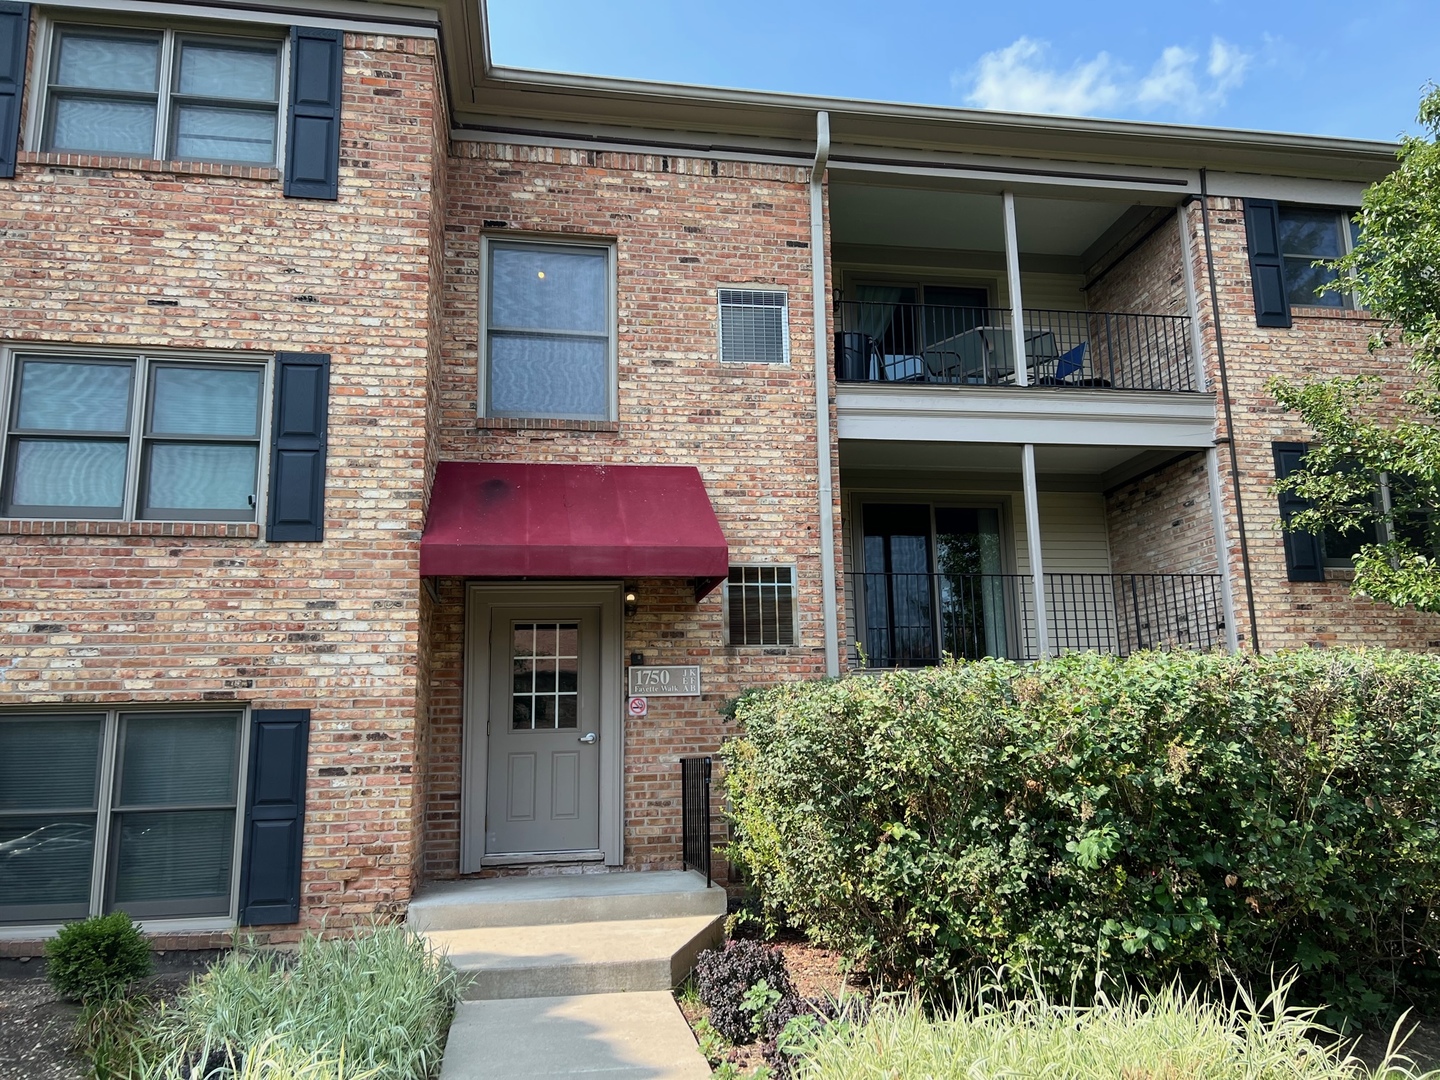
[695,940,794,1043]
[45,911,154,1003]
[148,924,463,1080]
[724,649,1440,1020]
[760,995,843,1078]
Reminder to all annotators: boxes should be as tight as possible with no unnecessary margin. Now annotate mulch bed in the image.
[0,953,222,1080]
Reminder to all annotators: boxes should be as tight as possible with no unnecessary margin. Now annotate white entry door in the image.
[485,606,601,855]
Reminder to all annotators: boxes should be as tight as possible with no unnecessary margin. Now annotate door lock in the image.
[578,732,598,744]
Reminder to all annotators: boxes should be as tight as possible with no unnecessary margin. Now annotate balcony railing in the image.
[850,571,1224,666]
[834,300,1196,392]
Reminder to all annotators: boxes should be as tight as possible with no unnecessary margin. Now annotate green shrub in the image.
[45,912,154,1003]
[793,980,1437,1079]
[724,649,1440,1020]
[148,924,462,1080]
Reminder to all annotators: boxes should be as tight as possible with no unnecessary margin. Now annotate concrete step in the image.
[426,914,724,1000]
[440,993,710,1079]
[408,870,726,931]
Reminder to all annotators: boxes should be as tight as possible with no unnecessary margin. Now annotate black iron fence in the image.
[680,755,712,887]
[834,299,1195,392]
[850,571,1225,665]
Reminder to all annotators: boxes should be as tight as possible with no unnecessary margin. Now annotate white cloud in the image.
[956,36,1252,119]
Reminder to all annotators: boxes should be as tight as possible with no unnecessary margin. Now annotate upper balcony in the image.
[829,180,1216,450]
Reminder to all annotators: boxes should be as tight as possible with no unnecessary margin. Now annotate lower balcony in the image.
[850,571,1226,666]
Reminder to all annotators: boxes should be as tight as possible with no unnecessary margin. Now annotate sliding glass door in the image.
[861,503,1009,666]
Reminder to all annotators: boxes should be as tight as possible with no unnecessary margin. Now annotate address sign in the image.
[628,665,701,697]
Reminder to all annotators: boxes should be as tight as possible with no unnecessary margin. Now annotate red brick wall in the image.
[421,144,840,877]
[0,31,446,935]
[1189,197,1440,651]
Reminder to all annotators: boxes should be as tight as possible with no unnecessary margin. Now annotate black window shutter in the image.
[1244,199,1292,329]
[267,352,330,542]
[1273,441,1325,582]
[284,26,342,200]
[238,708,310,926]
[0,3,30,180]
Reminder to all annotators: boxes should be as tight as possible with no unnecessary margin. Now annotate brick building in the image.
[0,0,1427,944]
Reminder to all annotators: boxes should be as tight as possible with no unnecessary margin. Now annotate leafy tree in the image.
[1269,85,1440,611]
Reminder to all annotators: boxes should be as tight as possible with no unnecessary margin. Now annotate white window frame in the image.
[717,286,791,365]
[477,235,619,422]
[0,704,251,937]
[723,563,800,647]
[0,344,274,524]
[27,14,290,168]
[1278,205,1360,311]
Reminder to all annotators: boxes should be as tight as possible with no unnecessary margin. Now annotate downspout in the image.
[810,111,840,677]
[1197,169,1261,652]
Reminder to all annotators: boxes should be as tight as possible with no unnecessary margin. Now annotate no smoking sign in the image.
[627,695,648,718]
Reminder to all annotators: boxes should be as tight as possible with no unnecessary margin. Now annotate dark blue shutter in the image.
[1244,199,1292,329]
[238,709,310,926]
[239,711,309,933]
[266,353,329,542]
[0,3,30,180]
[1273,441,1325,582]
[284,26,342,200]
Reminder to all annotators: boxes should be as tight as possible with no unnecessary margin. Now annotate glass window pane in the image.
[16,360,132,432]
[109,809,235,916]
[1284,258,1345,308]
[9,438,128,512]
[489,333,608,418]
[150,366,262,437]
[0,717,104,810]
[176,40,279,101]
[142,443,258,514]
[55,31,160,92]
[51,96,157,156]
[0,814,96,922]
[490,246,608,332]
[1279,209,1343,259]
[172,104,278,164]
[116,713,240,807]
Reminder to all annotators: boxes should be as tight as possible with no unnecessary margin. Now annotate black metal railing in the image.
[849,571,1224,665]
[834,300,1195,392]
[680,755,712,887]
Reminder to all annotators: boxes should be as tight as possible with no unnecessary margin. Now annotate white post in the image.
[1205,447,1240,653]
[1021,443,1048,658]
[1002,191,1028,387]
[1176,204,1210,393]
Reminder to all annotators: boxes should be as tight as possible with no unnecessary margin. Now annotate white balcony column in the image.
[1002,190,1028,387]
[1021,442,1049,658]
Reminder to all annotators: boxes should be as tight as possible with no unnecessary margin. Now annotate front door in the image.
[485,607,601,855]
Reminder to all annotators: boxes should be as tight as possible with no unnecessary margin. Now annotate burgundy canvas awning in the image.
[420,462,730,599]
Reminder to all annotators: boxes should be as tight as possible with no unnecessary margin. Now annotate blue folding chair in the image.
[1039,342,1087,385]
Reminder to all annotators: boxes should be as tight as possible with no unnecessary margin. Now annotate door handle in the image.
[578,732,598,744]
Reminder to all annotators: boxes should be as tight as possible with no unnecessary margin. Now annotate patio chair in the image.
[1036,343,1091,385]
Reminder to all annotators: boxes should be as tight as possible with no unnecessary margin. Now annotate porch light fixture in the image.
[624,590,638,617]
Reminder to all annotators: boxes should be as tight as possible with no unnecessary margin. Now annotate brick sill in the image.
[17,151,280,182]
[478,416,621,433]
[1291,306,1376,322]
[0,520,261,539]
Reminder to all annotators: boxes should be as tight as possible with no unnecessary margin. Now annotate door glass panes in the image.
[862,504,934,666]
[107,712,240,919]
[486,243,611,419]
[922,286,989,349]
[1279,208,1347,308]
[934,507,1007,660]
[512,623,580,730]
[0,717,104,924]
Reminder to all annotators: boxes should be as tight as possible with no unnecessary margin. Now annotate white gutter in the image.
[811,111,839,678]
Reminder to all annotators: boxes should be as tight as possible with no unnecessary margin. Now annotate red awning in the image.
[419,462,730,599]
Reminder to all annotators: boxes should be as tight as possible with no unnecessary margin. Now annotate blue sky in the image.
[487,1,1436,143]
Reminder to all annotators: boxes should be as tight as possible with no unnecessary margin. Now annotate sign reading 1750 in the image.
[627,665,701,697]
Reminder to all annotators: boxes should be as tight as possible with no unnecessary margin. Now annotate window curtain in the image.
[852,285,904,341]
[975,509,1008,658]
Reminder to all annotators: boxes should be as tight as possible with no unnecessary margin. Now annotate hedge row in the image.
[723,650,1440,1018]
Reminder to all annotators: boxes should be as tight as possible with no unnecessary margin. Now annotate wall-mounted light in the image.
[624,590,638,618]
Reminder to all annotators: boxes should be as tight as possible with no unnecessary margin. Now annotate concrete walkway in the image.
[440,992,711,1079]
[420,873,724,1079]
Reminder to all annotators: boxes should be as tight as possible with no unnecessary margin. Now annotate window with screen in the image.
[719,288,789,364]
[726,565,797,646]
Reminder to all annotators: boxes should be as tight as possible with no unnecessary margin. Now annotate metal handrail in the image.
[849,570,1225,664]
[833,299,1195,392]
[680,755,712,887]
